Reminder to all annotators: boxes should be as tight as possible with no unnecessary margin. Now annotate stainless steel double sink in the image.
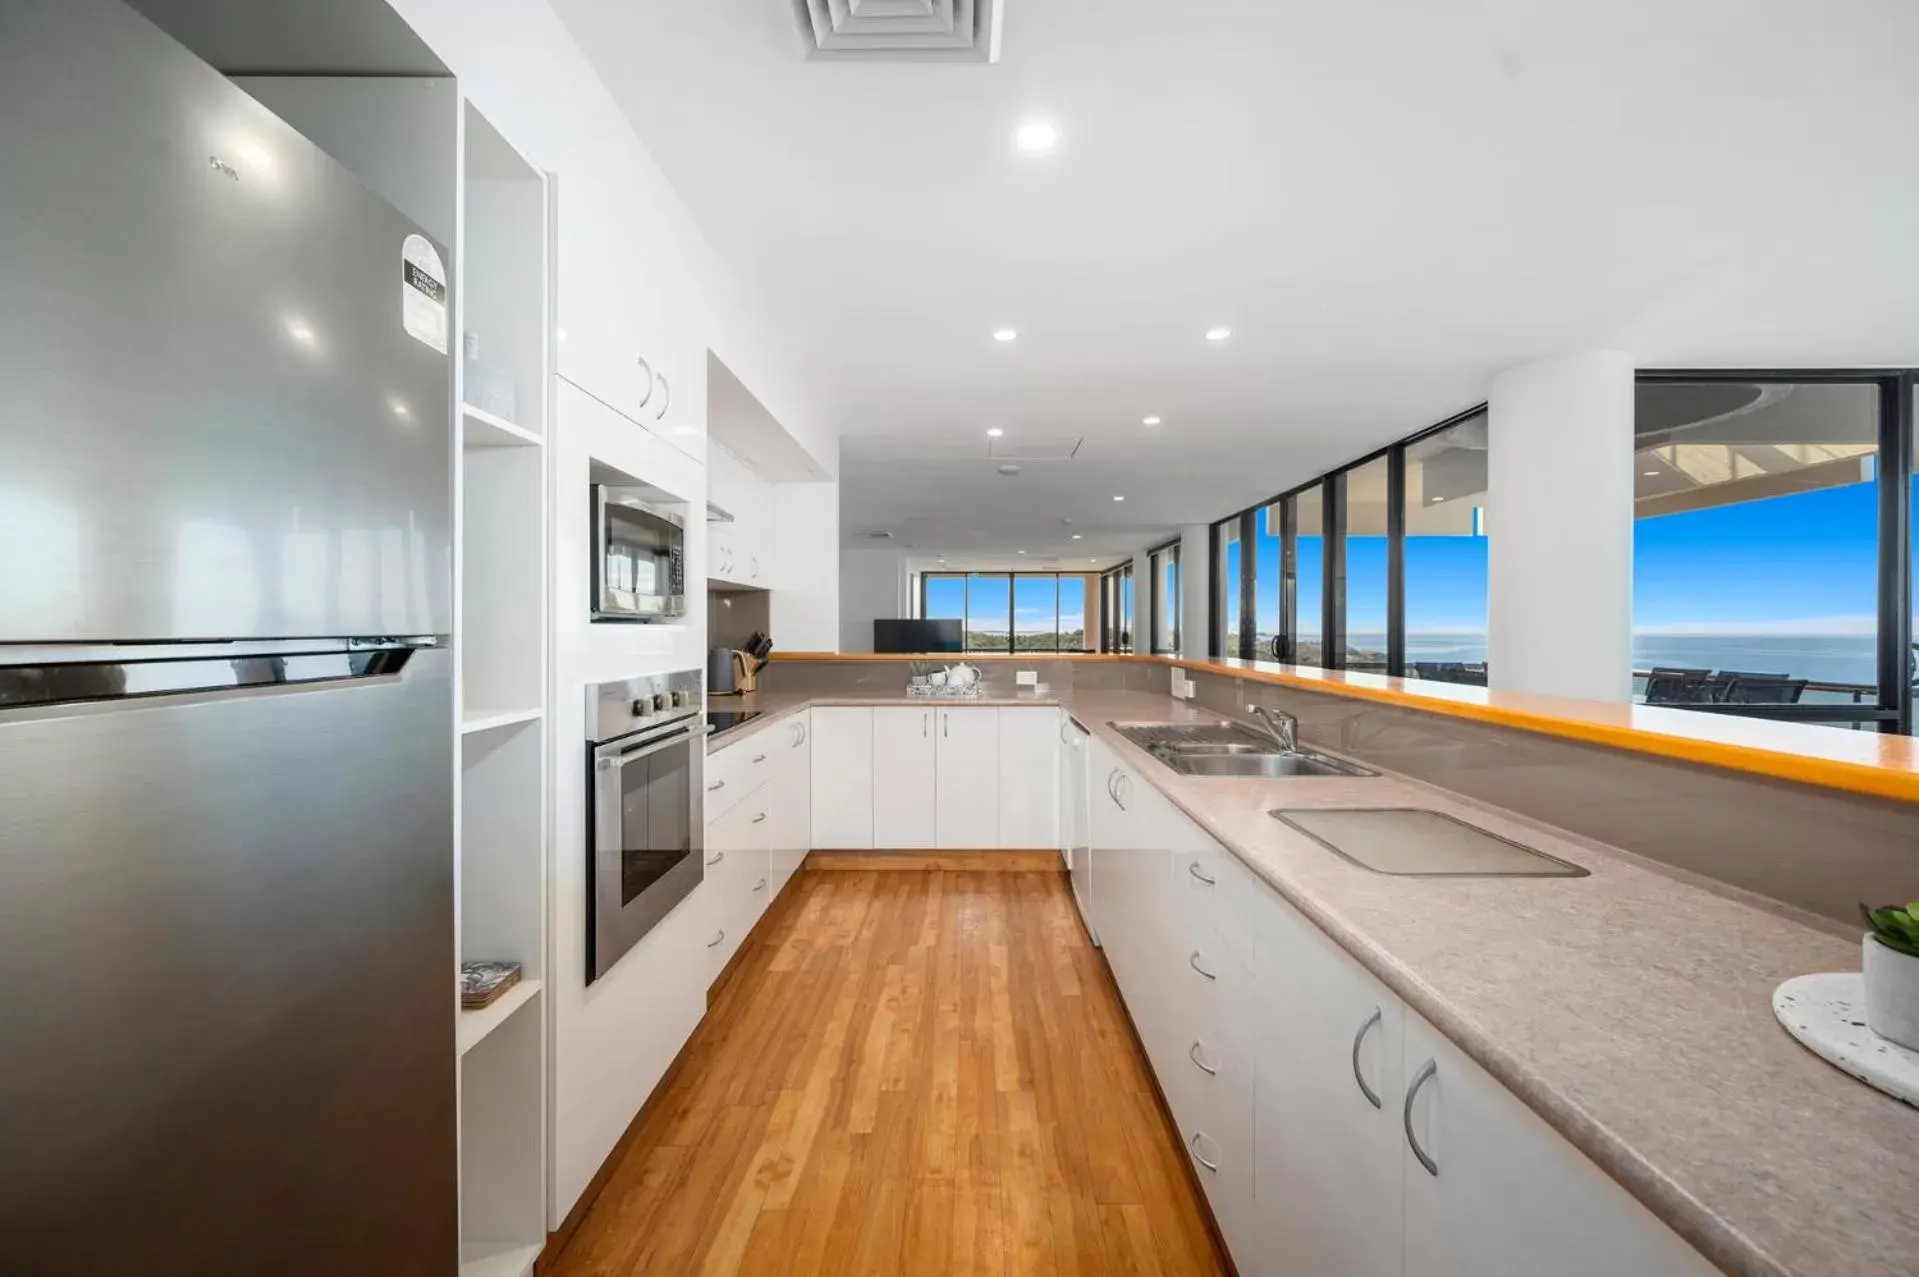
[1108,721,1588,876]
[1109,721,1377,779]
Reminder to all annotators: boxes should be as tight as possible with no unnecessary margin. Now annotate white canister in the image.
[1863,934,1919,1052]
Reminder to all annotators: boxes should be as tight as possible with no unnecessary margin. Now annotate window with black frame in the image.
[920,571,1098,653]
[1633,376,1898,728]
[1149,542,1180,653]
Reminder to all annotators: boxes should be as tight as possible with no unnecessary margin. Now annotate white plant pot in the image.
[1862,934,1919,1052]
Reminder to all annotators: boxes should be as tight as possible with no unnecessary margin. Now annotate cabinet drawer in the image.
[706,735,776,821]
[1174,931,1258,1272]
[1176,843,1264,969]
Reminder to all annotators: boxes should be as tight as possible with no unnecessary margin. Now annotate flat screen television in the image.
[874,619,963,653]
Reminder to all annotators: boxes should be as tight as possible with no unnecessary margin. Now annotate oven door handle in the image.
[596,721,704,768]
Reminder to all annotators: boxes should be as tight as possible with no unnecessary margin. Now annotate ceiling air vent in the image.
[852,529,895,541]
[793,0,1004,63]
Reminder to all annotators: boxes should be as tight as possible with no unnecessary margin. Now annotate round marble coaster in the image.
[1773,972,1919,1107]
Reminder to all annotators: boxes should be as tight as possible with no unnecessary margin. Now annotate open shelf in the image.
[461,978,542,1056]
[463,403,542,449]
[459,1240,542,1277]
[460,706,543,736]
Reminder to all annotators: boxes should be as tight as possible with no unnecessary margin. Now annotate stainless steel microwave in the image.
[593,485,686,622]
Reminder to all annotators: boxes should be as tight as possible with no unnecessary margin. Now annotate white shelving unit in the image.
[454,100,550,1275]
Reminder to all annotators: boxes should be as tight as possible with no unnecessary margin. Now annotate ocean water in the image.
[1327,633,1881,690]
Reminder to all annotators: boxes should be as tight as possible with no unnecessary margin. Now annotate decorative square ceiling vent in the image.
[793,0,1004,63]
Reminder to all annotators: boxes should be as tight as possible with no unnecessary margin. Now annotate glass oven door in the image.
[589,716,703,982]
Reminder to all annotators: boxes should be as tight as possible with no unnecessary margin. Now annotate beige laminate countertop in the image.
[706,688,1919,1277]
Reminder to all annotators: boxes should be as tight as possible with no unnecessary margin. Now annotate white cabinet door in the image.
[769,715,810,897]
[996,708,1060,848]
[1061,719,1094,943]
[934,707,1000,848]
[1400,1008,1717,1277]
[554,171,661,427]
[809,707,873,849]
[1251,888,1407,1277]
[872,706,937,849]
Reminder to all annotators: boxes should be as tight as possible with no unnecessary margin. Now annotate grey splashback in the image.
[758,657,1166,699]
[767,657,1918,928]
[1203,667,1919,929]
[708,590,770,653]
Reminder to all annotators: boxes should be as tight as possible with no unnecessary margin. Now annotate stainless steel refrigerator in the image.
[0,2,457,1272]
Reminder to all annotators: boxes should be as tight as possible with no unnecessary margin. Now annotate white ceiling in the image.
[551,0,1919,563]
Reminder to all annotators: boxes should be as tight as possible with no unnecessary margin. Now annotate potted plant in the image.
[1860,902,1919,1051]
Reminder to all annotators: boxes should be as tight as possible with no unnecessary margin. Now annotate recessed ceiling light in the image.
[1432,496,1447,503]
[1071,534,1082,540]
[1113,495,1125,502]
[1205,326,1232,342]
[992,328,1017,342]
[986,427,1004,437]
[388,397,410,420]
[1142,416,1161,426]
[1013,120,1059,153]
[284,316,316,346]
[1017,549,1026,555]
[1642,469,1660,477]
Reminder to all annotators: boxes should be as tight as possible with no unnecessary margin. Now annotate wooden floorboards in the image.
[546,858,1228,1277]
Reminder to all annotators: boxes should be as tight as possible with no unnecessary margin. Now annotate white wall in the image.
[1487,351,1634,701]
[772,483,840,651]
[1179,524,1210,660]
[839,547,907,652]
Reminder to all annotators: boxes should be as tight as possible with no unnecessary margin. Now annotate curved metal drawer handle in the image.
[706,928,725,948]
[1188,861,1216,886]
[708,779,725,791]
[1188,1132,1219,1173]
[634,354,655,409]
[751,812,767,824]
[1188,950,1216,981]
[706,850,725,866]
[1188,1041,1217,1076]
[1351,1007,1383,1109]
[754,877,766,892]
[1112,772,1128,811]
[654,371,671,420]
[752,753,767,763]
[1404,1057,1439,1176]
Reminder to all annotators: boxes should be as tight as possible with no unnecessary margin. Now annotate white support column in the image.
[1487,351,1634,701]
[1179,524,1210,659]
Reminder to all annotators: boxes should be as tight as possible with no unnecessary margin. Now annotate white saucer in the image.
[1773,972,1919,1107]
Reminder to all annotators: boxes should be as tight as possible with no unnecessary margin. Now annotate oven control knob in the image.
[653,692,669,712]
[631,697,652,718]
[671,690,689,708]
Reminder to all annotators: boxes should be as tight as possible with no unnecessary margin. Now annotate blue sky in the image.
[929,476,1886,643]
[1633,481,1877,634]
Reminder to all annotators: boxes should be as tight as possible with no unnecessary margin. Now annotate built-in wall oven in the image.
[586,669,705,982]
[592,484,686,622]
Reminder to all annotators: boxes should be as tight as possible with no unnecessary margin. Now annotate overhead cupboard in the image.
[1085,737,1720,1277]
[808,705,1059,850]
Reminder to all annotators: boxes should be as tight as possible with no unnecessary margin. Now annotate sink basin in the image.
[1170,751,1373,778]
[1270,808,1589,877]
[1108,721,1377,778]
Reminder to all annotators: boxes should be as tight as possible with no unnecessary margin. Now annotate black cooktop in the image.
[706,709,763,735]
